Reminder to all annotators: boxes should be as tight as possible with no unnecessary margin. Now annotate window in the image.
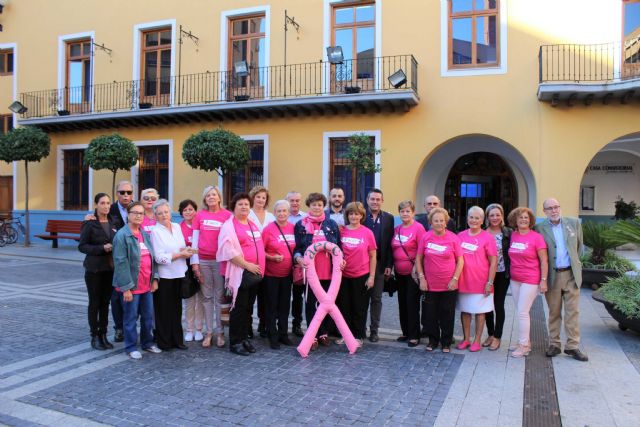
[460,182,483,198]
[63,149,89,210]
[224,141,264,202]
[138,145,169,199]
[331,2,375,91]
[0,115,13,134]
[581,186,595,211]
[329,137,374,203]
[0,49,13,75]
[65,39,92,111]
[623,0,640,78]
[141,28,172,106]
[448,0,499,68]
[228,15,266,99]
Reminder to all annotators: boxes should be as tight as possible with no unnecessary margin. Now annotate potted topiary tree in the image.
[581,222,634,289]
[182,128,249,200]
[84,134,138,199]
[0,126,51,246]
[592,273,640,333]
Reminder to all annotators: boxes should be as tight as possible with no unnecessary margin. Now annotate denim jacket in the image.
[112,225,159,292]
[293,218,341,260]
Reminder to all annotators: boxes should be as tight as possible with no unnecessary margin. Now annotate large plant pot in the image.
[592,291,640,333]
[582,267,620,289]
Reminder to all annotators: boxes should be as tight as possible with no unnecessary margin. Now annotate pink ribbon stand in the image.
[297,241,360,357]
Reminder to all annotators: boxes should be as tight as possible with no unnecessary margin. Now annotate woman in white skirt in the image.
[456,206,498,352]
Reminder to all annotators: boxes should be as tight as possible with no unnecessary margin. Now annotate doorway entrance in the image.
[444,152,517,230]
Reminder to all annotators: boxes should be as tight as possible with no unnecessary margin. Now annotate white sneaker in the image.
[184,331,194,342]
[194,330,204,341]
[144,345,162,354]
[129,351,142,360]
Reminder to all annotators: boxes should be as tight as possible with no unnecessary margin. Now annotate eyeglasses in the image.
[129,211,145,216]
[118,190,133,196]
[142,196,158,201]
[544,205,561,211]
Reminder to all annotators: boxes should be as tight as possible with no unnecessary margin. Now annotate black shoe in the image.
[396,336,408,342]
[279,336,294,346]
[270,340,281,350]
[91,336,106,351]
[242,339,257,353]
[546,345,561,357]
[100,334,114,349]
[369,332,379,343]
[293,325,304,337]
[114,329,124,343]
[564,348,589,362]
[230,344,250,356]
[175,344,188,350]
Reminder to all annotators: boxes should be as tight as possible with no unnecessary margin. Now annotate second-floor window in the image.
[141,28,172,106]
[329,137,374,204]
[63,149,89,210]
[0,115,13,134]
[332,2,375,91]
[0,49,13,75]
[623,0,640,78]
[66,40,92,109]
[449,0,499,68]
[228,15,266,99]
[138,145,169,200]
[224,140,264,203]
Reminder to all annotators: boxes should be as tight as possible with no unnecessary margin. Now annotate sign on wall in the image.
[585,163,635,174]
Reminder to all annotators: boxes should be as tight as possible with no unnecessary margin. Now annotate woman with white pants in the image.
[506,207,548,358]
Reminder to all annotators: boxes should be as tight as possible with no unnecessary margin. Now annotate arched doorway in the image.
[444,152,518,228]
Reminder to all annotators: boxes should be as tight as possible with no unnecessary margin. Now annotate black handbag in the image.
[180,267,200,299]
[384,275,398,297]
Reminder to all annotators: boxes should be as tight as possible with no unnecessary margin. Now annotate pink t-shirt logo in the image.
[278,234,295,243]
[427,242,447,253]
[394,233,412,243]
[342,236,363,247]
[510,242,527,252]
[461,242,479,252]
[140,242,149,251]
[202,219,223,230]
[247,230,261,239]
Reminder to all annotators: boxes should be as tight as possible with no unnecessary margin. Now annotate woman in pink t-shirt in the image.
[338,202,377,344]
[391,200,426,347]
[456,206,497,352]
[415,207,464,353]
[507,207,549,358]
[191,186,232,349]
[178,199,205,343]
[140,188,158,234]
[262,199,296,349]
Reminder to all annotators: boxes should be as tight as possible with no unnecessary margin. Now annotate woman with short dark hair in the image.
[178,199,204,342]
[79,193,117,350]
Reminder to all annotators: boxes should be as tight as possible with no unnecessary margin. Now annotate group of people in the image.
[78,181,588,362]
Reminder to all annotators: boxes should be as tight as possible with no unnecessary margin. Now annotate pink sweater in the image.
[216,218,244,308]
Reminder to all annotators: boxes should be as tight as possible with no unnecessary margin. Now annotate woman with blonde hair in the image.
[140,188,159,234]
[191,186,232,348]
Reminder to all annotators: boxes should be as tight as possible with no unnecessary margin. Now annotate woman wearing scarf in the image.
[293,193,341,351]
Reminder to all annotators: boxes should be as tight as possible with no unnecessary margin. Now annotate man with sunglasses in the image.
[110,181,135,230]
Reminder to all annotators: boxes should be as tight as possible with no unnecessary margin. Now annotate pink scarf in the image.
[302,212,325,234]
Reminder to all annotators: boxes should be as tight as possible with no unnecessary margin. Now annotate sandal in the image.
[488,338,501,351]
[216,333,225,348]
[482,336,494,347]
[426,341,437,352]
[202,333,213,348]
[442,346,451,353]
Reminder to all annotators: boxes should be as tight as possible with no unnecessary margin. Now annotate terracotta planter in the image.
[582,267,620,289]
[592,291,640,333]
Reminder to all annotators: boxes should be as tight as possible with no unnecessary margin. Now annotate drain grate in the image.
[523,296,562,427]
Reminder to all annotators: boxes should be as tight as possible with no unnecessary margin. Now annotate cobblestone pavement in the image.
[0,254,463,426]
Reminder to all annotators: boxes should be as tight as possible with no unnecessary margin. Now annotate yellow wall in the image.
[1,0,638,216]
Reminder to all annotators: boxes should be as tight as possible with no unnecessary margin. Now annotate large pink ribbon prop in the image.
[297,241,360,357]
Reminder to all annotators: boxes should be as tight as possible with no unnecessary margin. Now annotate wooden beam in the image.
[621,90,635,105]
[565,93,577,107]
[602,93,613,105]
[583,94,594,106]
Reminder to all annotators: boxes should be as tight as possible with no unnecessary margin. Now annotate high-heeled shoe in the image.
[100,334,114,349]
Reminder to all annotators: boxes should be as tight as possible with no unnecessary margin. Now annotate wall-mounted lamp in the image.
[234,60,249,77]
[326,46,344,64]
[388,69,407,88]
[8,100,27,114]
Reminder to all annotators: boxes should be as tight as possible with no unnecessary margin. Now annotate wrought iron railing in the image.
[539,37,640,83]
[19,55,418,119]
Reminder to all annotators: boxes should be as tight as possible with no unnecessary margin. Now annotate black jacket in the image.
[497,226,512,279]
[364,210,395,271]
[78,218,117,273]
[109,202,127,230]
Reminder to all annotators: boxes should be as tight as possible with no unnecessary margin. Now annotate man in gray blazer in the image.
[535,198,588,361]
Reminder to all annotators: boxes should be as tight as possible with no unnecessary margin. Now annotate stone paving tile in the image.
[0,262,85,286]
[18,339,462,426]
[0,298,87,366]
[604,318,640,374]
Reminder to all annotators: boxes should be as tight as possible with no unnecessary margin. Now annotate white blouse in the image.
[150,222,188,279]
[249,209,276,232]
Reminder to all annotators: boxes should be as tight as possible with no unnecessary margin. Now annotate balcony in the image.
[17,55,419,132]
[538,38,640,106]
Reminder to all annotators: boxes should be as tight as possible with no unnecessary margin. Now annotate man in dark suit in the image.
[416,195,455,338]
[364,188,394,342]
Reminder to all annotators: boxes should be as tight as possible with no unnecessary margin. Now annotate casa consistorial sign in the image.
[585,163,635,174]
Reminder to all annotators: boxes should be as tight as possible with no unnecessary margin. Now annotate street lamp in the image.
[388,69,407,88]
[8,100,27,114]
[326,46,344,64]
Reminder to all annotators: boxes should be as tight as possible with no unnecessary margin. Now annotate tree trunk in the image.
[111,170,116,200]
[24,161,30,247]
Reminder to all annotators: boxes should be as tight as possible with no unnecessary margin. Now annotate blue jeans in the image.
[121,292,154,354]
[111,290,123,330]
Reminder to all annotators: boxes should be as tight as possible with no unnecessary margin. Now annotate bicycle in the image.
[0,214,25,245]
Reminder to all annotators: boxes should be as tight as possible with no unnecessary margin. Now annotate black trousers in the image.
[338,275,369,339]
[305,279,331,338]
[230,271,261,345]
[291,283,304,328]
[397,274,421,341]
[153,278,184,349]
[248,278,266,331]
[423,290,457,347]
[265,275,292,341]
[84,270,114,337]
[486,271,510,339]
